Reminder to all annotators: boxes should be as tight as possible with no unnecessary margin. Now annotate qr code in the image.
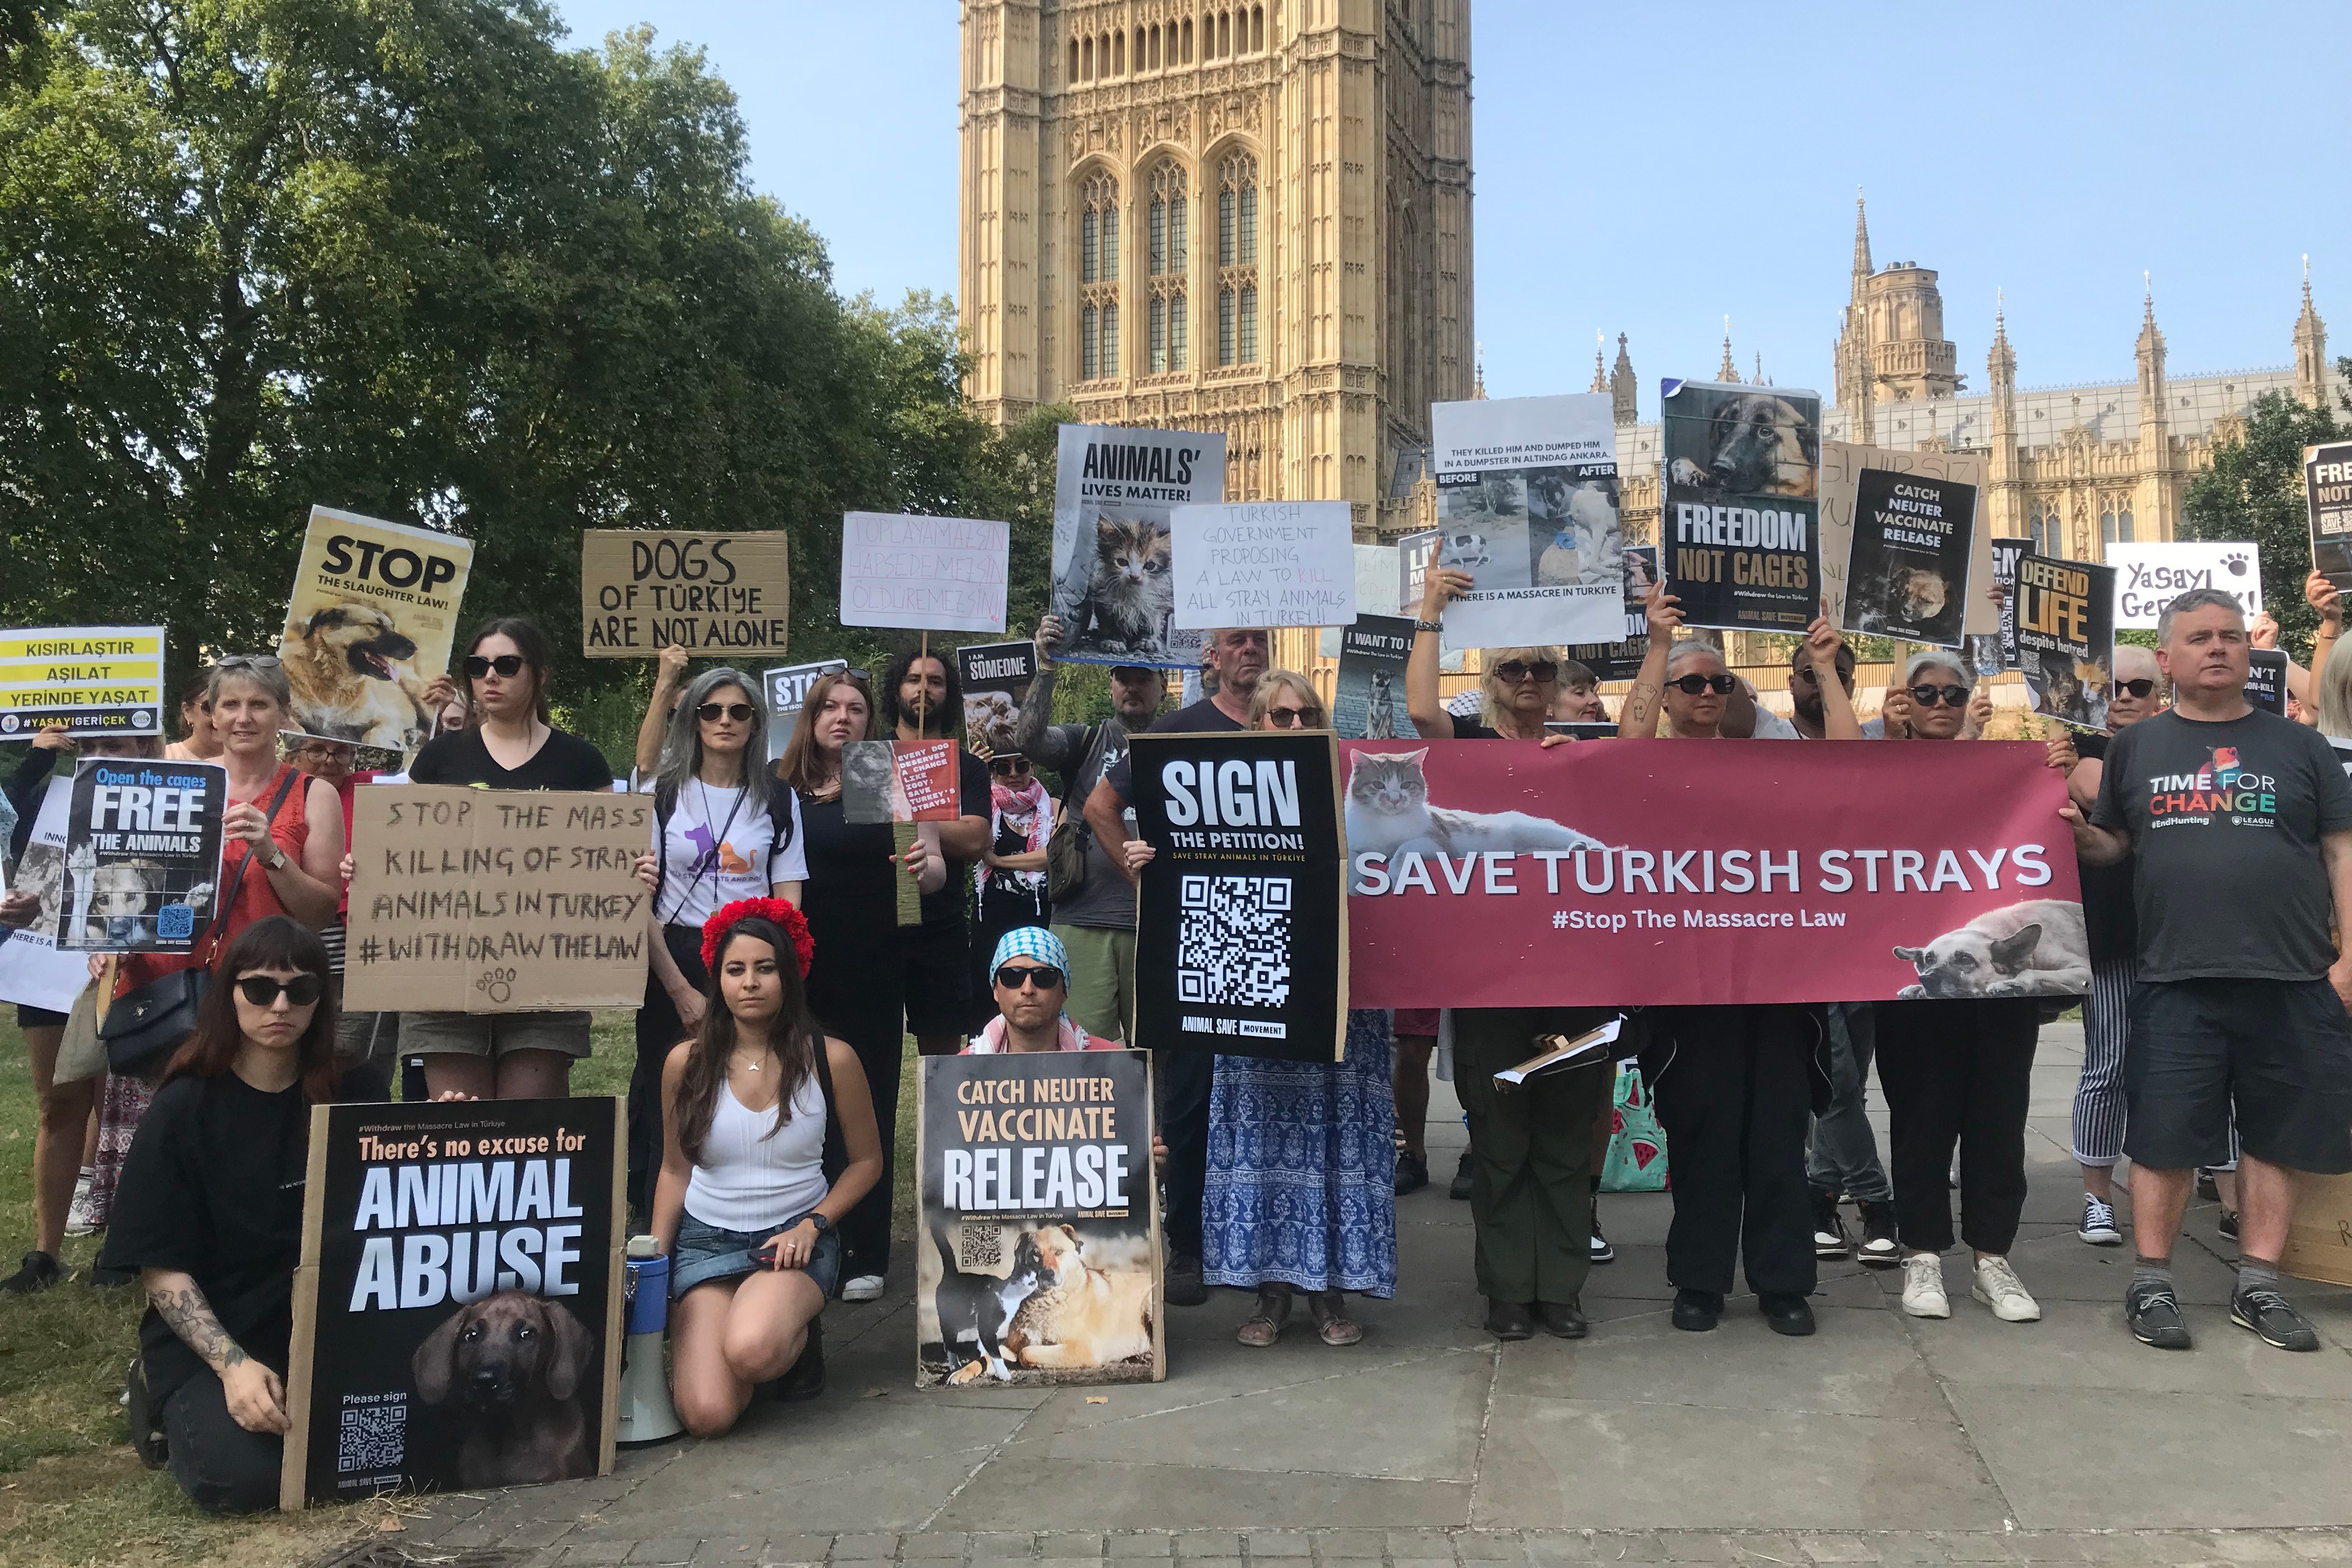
[957,1222,1002,1270]
[155,903,194,941]
[1176,875,1292,1007]
[337,1402,405,1474]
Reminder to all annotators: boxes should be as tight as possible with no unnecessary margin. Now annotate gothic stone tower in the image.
[958,0,1473,534]
[1832,195,1963,443]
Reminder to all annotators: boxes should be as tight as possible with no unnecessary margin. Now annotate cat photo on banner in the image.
[1343,748,1605,865]
[1049,425,1230,670]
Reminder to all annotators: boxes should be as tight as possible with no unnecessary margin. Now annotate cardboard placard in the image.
[55,758,226,952]
[1128,731,1348,1062]
[2105,540,2263,629]
[1661,379,1824,634]
[278,507,474,748]
[915,1050,1163,1387]
[1047,425,1228,668]
[0,625,164,738]
[1332,615,1414,740]
[839,512,1011,635]
[762,659,850,764]
[956,640,1037,757]
[2013,554,2116,734]
[580,530,790,657]
[2282,1170,2352,1287]
[280,1097,624,1510]
[0,778,93,1012]
[2306,442,2352,593]
[1824,444,1983,650]
[1170,500,1357,631]
[342,787,651,1012]
[1821,443,1992,648]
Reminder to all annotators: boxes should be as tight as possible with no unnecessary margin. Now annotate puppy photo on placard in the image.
[411,1290,597,1489]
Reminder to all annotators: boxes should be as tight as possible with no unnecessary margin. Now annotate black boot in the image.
[1671,1289,1723,1332]
[1485,1298,1534,1340]
[774,1315,825,1402]
[0,1251,61,1294]
[1760,1293,1818,1336]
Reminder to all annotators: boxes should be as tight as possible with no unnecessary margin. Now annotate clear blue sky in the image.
[550,1,2350,422]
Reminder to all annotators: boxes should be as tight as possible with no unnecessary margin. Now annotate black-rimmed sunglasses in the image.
[236,974,323,1007]
[1493,660,1559,684]
[995,964,1065,991]
[2113,678,2157,699]
[989,756,1031,775]
[1667,673,1735,696]
[1265,706,1320,729]
[464,654,527,679]
[1909,684,1971,708]
[697,702,755,723]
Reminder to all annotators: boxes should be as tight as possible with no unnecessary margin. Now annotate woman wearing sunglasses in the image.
[402,618,614,1101]
[1122,670,1398,1346]
[97,916,385,1514]
[626,668,808,1221]
[970,752,1054,1024]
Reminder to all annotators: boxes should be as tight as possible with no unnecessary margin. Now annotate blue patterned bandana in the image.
[991,925,1070,978]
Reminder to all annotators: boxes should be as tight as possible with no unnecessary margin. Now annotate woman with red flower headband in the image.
[652,897,881,1437]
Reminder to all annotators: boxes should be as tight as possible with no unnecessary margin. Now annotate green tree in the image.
[2176,360,2352,662]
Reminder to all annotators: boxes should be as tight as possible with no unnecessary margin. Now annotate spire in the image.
[1988,288,2015,394]
[2137,271,2166,368]
[1754,351,1765,386]
[2295,254,2330,409]
[1588,331,1607,394]
[1609,332,1637,425]
[1473,341,1487,401]
[2137,273,2168,449]
[1852,188,1872,279]
[2141,271,2156,332]
[1718,316,1739,382]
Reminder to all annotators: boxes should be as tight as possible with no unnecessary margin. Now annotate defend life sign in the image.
[0,625,164,739]
[580,531,790,657]
[1342,739,2084,1009]
[838,512,1011,635]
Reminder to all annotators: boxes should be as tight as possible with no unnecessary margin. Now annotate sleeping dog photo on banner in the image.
[915,1051,1163,1387]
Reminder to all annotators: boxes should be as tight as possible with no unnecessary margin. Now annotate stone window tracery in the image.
[1215,152,1258,365]
[1079,172,1122,379]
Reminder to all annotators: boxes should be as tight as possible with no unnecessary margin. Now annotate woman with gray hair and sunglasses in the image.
[625,667,808,1219]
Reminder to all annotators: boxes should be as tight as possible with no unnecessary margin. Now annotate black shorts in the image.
[900,918,972,1039]
[2125,978,2352,1175]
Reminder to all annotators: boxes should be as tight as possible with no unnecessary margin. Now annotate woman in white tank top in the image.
[653,899,883,1438]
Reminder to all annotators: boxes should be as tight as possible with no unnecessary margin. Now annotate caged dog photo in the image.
[278,601,438,750]
[1667,389,1821,500]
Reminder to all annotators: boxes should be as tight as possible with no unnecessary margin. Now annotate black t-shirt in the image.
[921,749,993,928]
[1105,698,1248,804]
[1447,712,1502,741]
[408,726,612,791]
[2072,733,2137,966]
[98,1073,331,1402]
[2091,708,2352,983]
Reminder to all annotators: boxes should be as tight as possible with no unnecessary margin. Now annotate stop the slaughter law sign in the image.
[1341,738,2084,1009]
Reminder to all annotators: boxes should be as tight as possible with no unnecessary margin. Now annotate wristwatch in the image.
[1413,618,1443,634]
[263,844,289,872]
[804,1213,833,1236]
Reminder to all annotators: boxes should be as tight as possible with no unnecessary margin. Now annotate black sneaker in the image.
[1588,1214,1615,1265]
[2218,1209,2240,1244]
[2196,1168,2220,1202]
[1671,1289,1723,1332]
[0,1251,61,1294]
[1811,1189,1853,1260]
[773,1316,824,1401]
[1448,1148,1474,1201]
[1394,1150,1429,1196]
[1760,1293,1817,1337]
[2231,1286,2320,1352]
[1164,1251,1208,1307]
[2125,1280,2192,1350]
[1854,1200,1901,1269]
[124,1357,167,1468]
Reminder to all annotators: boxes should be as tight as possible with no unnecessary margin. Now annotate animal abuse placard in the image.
[916,1051,1163,1387]
[281,1096,624,1509]
[278,506,475,751]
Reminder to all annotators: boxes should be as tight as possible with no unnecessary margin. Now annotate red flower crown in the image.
[701,897,816,978]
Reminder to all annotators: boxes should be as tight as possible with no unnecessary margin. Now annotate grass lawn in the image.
[0,1011,925,1567]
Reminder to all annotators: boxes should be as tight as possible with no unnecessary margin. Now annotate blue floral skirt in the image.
[1202,1009,1398,1297]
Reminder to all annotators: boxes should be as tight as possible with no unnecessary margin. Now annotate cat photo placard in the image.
[1333,615,1415,740]
[1661,380,1822,635]
[1169,500,1356,631]
[1049,424,1229,670]
[1126,730,1348,1063]
[1426,394,1625,650]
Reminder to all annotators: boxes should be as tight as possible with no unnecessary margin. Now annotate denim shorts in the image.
[672,1209,842,1300]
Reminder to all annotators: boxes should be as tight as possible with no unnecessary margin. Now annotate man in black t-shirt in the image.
[1084,627,1266,1308]
[2068,589,2352,1354]
[882,648,993,1058]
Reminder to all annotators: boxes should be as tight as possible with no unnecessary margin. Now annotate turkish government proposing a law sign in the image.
[343,788,651,1013]
[838,512,1010,634]
[1170,500,1356,630]
[1342,739,2083,1009]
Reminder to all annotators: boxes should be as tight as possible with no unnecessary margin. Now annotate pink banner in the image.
[1343,739,2084,1008]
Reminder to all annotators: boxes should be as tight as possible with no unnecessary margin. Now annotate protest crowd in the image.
[4,434,2351,1525]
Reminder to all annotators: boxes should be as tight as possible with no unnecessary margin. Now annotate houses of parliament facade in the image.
[956,0,2343,609]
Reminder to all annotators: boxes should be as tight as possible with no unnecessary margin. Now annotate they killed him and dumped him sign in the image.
[342,787,651,1012]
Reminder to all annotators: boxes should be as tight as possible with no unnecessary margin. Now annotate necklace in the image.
[730,1051,770,1074]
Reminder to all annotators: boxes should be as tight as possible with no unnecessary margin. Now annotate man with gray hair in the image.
[2066,587,2352,1353]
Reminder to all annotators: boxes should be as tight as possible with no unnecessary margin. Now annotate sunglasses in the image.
[464,654,527,679]
[1265,706,1320,729]
[698,702,755,723]
[214,654,283,671]
[989,757,1031,775]
[2113,678,2157,699]
[1909,684,1971,708]
[1493,660,1558,684]
[1667,674,1735,696]
[235,974,323,1007]
[995,964,1065,991]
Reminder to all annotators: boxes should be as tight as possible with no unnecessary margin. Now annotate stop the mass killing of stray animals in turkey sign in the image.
[838,512,1010,635]
[1169,501,1357,631]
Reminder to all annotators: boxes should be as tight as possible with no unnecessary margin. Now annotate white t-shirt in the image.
[645,780,810,926]
[1749,709,1886,740]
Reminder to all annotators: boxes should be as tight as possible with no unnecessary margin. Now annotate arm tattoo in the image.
[152,1282,247,1372]
[1012,668,1061,759]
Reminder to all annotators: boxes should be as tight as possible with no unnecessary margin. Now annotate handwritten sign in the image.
[2105,541,2263,629]
[1170,501,1356,631]
[343,786,651,1012]
[838,513,1010,634]
[581,531,790,657]
[0,625,165,738]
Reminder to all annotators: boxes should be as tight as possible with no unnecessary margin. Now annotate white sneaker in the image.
[63,1170,97,1238]
[2078,1193,2122,1247]
[1901,1252,1950,1318]
[1971,1255,2040,1322]
[841,1273,886,1303]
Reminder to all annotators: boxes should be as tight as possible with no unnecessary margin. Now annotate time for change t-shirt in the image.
[2091,708,2352,983]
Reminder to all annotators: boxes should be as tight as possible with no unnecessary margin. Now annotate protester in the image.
[2052,644,2165,1247]
[401,618,610,1099]
[1612,590,1851,1334]
[1087,626,1267,1308]
[635,643,693,780]
[1547,659,1606,724]
[2064,587,2352,1353]
[1403,569,1608,1340]
[162,671,222,762]
[778,670,940,1303]
[653,898,882,1436]
[880,646,992,1054]
[629,668,808,1221]
[98,916,386,1514]
[2316,594,2352,774]
[966,927,1119,1054]
[1121,673,1397,1346]
[1013,622,1169,1042]
[969,752,1051,1021]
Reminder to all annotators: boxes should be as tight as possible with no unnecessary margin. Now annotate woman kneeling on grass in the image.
[99,916,387,1516]
[653,898,883,1437]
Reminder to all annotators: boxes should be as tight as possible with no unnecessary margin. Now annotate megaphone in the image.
[615,1235,683,1445]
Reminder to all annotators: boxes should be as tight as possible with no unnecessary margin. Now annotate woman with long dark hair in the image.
[653,899,882,1437]
[97,916,386,1514]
